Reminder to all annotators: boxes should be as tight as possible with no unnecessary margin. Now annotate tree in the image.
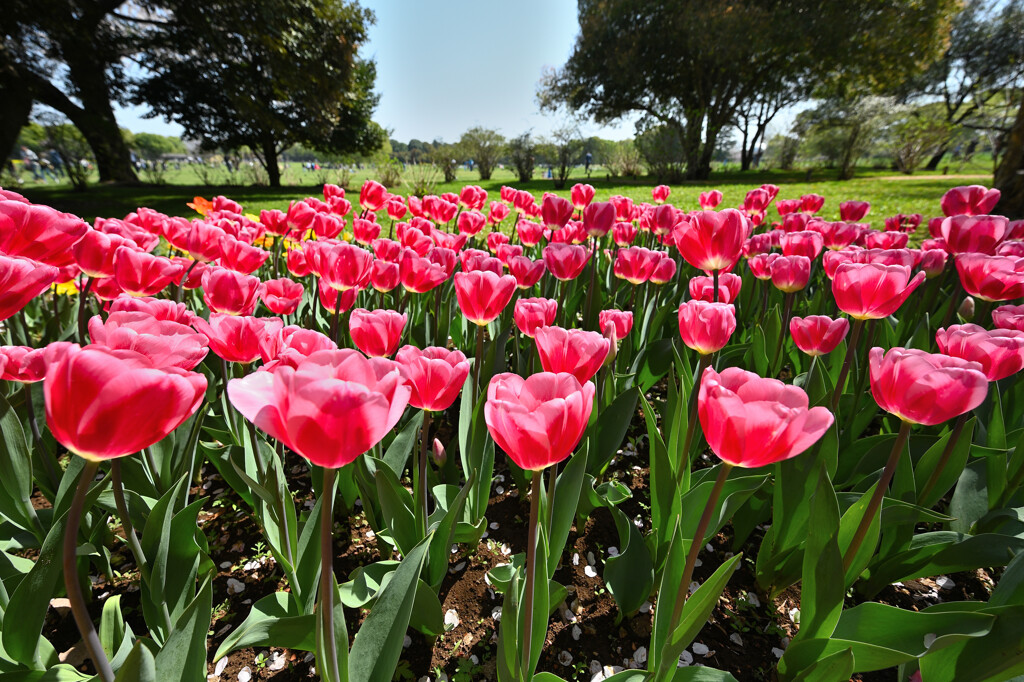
[795,96,892,179]
[2,0,140,182]
[540,0,957,180]
[135,0,384,187]
[507,132,536,183]
[133,132,185,160]
[995,97,1024,217]
[635,123,685,182]
[898,0,1024,170]
[735,81,804,171]
[458,127,504,181]
[884,105,955,174]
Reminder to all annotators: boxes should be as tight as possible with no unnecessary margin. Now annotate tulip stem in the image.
[521,470,542,679]
[64,460,115,682]
[842,420,912,573]
[918,413,969,506]
[843,320,877,438]
[712,269,719,304]
[584,240,598,328]
[415,411,432,536]
[111,461,149,582]
[175,261,198,303]
[76,277,94,344]
[669,462,733,632]
[804,355,820,400]
[675,354,712,491]
[23,383,60,493]
[319,466,340,682]
[473,325,485,403]
[771,293,794,376]
[545,462,557,532]
[830,318,864,413]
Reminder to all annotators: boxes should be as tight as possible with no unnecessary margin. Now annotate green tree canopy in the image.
[134,0,383,186]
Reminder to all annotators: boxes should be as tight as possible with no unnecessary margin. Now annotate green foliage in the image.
[457,127,505,181]
[507,132,536,183]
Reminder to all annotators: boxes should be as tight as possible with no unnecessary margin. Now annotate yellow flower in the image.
[53,281,80,296]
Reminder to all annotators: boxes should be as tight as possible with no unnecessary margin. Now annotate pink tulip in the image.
[993,304,1024,332]
[679,300,736,355]
[571,183,596,210]
[940,215,1008,255]
[507,255,546,289]
[955,253,1024,302]
[113,247,184,297]
[260,326,338,368]
[613,222,638,246]
[748,253,779,280]
[201,266,260,316]
[535,326,610,384]
[781,231,824,259]
[229,349,410,468]
[832,263,925,320]
[457,210,486,236]
[698,366,833,467]
[360,180,387,212]
[0,345,51,383]
[689,273,742,304]
[260,278,304,315]
[869,347,988,425]
[936,324,1024,381]
[613,247,661,284]
[863,231,909,250]
[770,255,811,293]
[599,309,633,341]
[459,185,488,211]
[349,308,407,358]
[109,295,193,324]
[0,200,88,268]
[583,201,615,237]
[44,344,207,461]
[840,201,870,222]
[192,314,284,364]
[699,190,723,210]
[675,209,747,273]
[941,185,1001,217]
[0,255,59,321]
[514,298,558,338]
[317,280,359,314]
[541,195,574,229]
[790,315,850,357]
[649,256,677,285]
[542,243,590,281]
[396,345,471,412]
[88,311,209,371]
[454,271,517,326]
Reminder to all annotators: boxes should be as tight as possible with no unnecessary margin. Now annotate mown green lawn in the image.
[13,163,994,227]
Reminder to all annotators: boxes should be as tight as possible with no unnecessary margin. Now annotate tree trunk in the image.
[0,78,32,164]
[261,139,282,187]
[680,112,704,180]
[924,144,949,172]
[739,124,751,171]
[994,99,1024,219]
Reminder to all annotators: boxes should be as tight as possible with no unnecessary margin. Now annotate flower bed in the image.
[0,181,1021,682]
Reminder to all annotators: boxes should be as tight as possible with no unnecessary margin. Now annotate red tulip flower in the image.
[770,255,812,293]
[88,311,209,371]
[613,246,661,284]
[110,295,193,324]
[920,250,948,278]
[311,213,344,240]
[0,345,49,383]
[112,247,184,297]
[613,222,638,247]
[840,201,870,222]
[192,313,284,365]
[869,347,988,425]
[571,183,596,210]
[183,221,226,263]
[936,324,1024,382]
[396,345,471,412]
[535,326,610,384]
[812,221,862,251]
[748,253,779,280]
[488,201,511,225]
[507,255,546,289]
[286,248,311,278]
[582,201,615,238]
[649,256,677,285]
[514,298,558,338]
[689,273,742,304]
[0,255,59,321]
[459,185,488,211]
[698,366,833,468]
[484,372,595,471]
[399,252,448,293]
[993,304,1024,332]
[260,325,338,368]
[370,260,400,293]
[789,315,850,357]
[599,309,633,341]
[486,232,510,253]
[941,185,1001,217]
[228,349,410,469]
[513,220,543,247]
[610,195,636,221]
[74,230,137,279]
[676,209,747,273]
[259,278,304,315]
[832,263,925,320]
[454,271,517,326]
[940,215,1008,255]
[219,238,268,274]
[679,300,736,355]
[349,308,407,358]
[353,218,382,246]
[800,194,825,214]
[319,243,373,292]
[44,344,207,460]
[201,266,261,316]
[542,243,590,281]
[0,200,88,268]
[955,253,1024,302]
[541,195,573,230]
[317,280,359,314]
[360,180,387,213]
[781,230,824,259]
[699,190,723,210]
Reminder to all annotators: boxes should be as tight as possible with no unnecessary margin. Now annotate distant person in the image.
[47,149,65,178]
[585,151,592,173]
[20,146,41,181]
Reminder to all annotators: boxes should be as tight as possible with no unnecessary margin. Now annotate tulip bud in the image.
[432,438,446,467]
[959,296,975,321]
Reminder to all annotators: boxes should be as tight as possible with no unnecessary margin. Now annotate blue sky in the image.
[115,0,640,142]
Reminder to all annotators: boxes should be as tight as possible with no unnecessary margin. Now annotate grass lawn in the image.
[12,162,995,226]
